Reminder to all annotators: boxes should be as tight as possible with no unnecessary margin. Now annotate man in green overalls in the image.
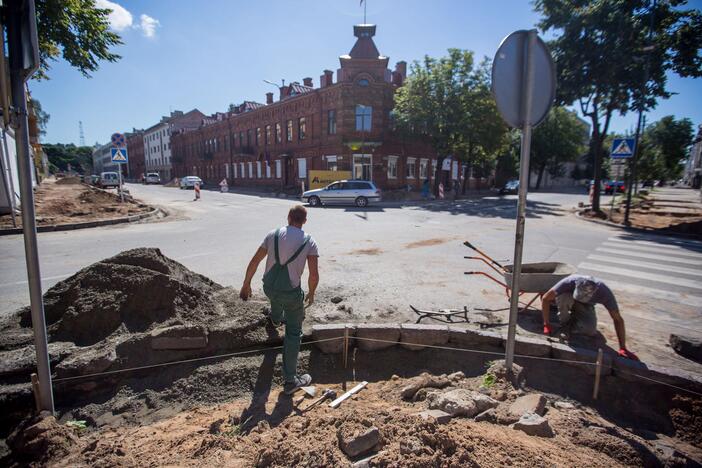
[240,205,320,394]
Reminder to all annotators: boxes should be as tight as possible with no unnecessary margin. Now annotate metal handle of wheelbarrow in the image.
[464,256,505,276]
[463,242,507,271]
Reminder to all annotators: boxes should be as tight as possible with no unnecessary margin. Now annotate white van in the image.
[99,172,120,189]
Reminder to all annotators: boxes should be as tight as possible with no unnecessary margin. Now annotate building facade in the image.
[144,109,204,181]
[685,124,702,189]
[126,129,145,181]
[92,142,119,175]
[171,24,448,191]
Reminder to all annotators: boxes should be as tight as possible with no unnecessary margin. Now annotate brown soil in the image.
[404,238,452,249]
[0,178,151,229]
[348,248,383,255]
[26,366,696,467]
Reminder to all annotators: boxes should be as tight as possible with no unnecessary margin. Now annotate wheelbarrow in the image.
[463,241,576,311]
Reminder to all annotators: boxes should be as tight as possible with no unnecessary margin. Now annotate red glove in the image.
[618,348,640,361]
[543,324,552,335]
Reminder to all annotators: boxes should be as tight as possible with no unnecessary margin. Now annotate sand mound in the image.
[18,248,222,346]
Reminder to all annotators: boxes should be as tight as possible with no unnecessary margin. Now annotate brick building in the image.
[126,129,145,181]
[171,24,451,191]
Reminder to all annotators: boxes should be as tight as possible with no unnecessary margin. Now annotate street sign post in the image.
[111,133,127,202]
[492,30,556,372]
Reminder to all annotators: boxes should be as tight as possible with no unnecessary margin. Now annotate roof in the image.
[288,83,313,97]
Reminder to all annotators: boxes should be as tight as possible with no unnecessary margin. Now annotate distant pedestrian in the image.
[421,178,430,199]
[240,205,320,394]
[193,181,201,201]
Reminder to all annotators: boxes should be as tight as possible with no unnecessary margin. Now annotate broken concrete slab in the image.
[413,409,452,424]
[669,334,702,363]
[427,388,498,417]
[401,373,450,400]
[448,371,465,381]
[54,346,116,379]
[338,426,380,458]
[356,324,400,351]
[448,327,503,350]
[514,335,551,357]
[151,336,208,350]
[509,394,546,417]
[551,342,612,376]
[311,324,355,354]
[553,401,575,410]
[400,324,449,351]
[512,412,554,437]
[474,408,497,423]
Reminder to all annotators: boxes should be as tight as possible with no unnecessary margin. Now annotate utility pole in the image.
[6,0,54,413]
[79,120,85,146]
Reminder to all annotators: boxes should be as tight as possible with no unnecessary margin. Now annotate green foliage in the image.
[43,143,93,174]
[481,373,496,388]
[530,107,590,189]
[639,115,694,182]
[393,49,509,178]
[65,420,87,431]
[29,98,50,136]
[534,0,702,210]
[35,0,123,79]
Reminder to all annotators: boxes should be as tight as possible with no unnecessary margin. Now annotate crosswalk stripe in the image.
[613,234,702,249]
[579,262,702,290]
[587,254,702,277]
[609,236,702,251]
[598,280,702,308]
[603,241,702,259]
[595,247,702,266]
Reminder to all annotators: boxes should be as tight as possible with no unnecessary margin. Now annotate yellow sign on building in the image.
[309,170,352,189]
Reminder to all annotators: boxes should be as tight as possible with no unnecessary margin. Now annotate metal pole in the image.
[7,0,54,413]
[505,30,536,371]
[118,162,124,202]
[624,109,643,225]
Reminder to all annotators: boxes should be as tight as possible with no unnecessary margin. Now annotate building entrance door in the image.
[283,157,295,187]
[353,154,372,180]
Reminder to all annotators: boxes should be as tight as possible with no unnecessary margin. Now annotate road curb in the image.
[0,207,165,237]
[574,209,701,240]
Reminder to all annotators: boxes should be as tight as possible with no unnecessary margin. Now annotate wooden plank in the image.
[329,381,368,408]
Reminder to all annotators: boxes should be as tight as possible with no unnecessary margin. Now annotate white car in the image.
[180,176,203,189]
[302,180,381,207]
[98,171,119,189]
[144,173,161,184]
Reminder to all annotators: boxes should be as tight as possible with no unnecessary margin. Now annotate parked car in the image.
[498,179,519,195]
[302,180,381,207]
[604,180,626,194]
[98,171,119,189]
[180,176,203,189]
[144,172,161,184]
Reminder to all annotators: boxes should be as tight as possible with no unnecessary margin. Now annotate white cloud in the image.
[139,14,160,38]
[95,0,133,32]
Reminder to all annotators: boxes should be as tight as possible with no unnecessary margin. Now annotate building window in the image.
[298,117,306,140]
[326,155,338,171]
[388,156,398,179]
[239,132,244,148]
[247,129,252,147]
[355,105,372,132]
[248,162,253,178]
[276,159,282,178]
[240,162,245,178]
[297,158,307,178]
[327,110,337,135]
[265,125,271,145]
[275,123,282,143]
[233,163,238,178]
[266,162,271,178]
[256,128,261,146]
[357,78,369,87]
[406,158,416,179]
[420,158,429,179]
[256,161,262,178]
[286,120,293,142]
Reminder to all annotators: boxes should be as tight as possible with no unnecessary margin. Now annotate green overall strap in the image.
[273,228,281,265]
[283,235,310,266]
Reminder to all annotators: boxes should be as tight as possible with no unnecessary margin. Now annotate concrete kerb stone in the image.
[0,207,162,237]
[150,325,209,350]
[551,342,612,376]
[356,323,401,351]
[514,335,552,357]
[448,326,504,351]
[311,324,356,354]
[400,324,449,351]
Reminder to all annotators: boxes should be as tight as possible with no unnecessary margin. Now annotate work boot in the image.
[284,374,312,395]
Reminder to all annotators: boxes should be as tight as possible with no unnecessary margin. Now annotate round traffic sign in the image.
[111,132,126,147]
[491,30,556,128]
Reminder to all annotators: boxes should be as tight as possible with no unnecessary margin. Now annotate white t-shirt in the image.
[261,226,319,288]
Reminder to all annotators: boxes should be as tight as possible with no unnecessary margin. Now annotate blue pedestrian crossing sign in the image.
[610,138,635,159]
[111,147,129,163]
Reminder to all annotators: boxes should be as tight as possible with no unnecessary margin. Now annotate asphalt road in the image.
[1,184,701,372]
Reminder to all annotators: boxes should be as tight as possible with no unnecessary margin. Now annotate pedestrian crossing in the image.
[577,233,702,303]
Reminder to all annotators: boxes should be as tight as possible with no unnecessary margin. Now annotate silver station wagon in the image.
[302,180,381,207]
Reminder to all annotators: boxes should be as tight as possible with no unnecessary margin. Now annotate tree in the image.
[393,49,508,194]
[530,107,589,190]
[29,98,49,136]
[35,0,122,79]
[639,115,694,183]
[534,0,702,211]
[43,143,93,173]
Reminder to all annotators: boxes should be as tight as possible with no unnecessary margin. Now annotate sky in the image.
[31,0,702,145]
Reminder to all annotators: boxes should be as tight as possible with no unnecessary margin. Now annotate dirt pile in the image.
[38,362,699,467]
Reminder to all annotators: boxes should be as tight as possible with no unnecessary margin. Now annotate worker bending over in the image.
[541,274,638,360]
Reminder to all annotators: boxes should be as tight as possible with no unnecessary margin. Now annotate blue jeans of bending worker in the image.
[264,286,305,382]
